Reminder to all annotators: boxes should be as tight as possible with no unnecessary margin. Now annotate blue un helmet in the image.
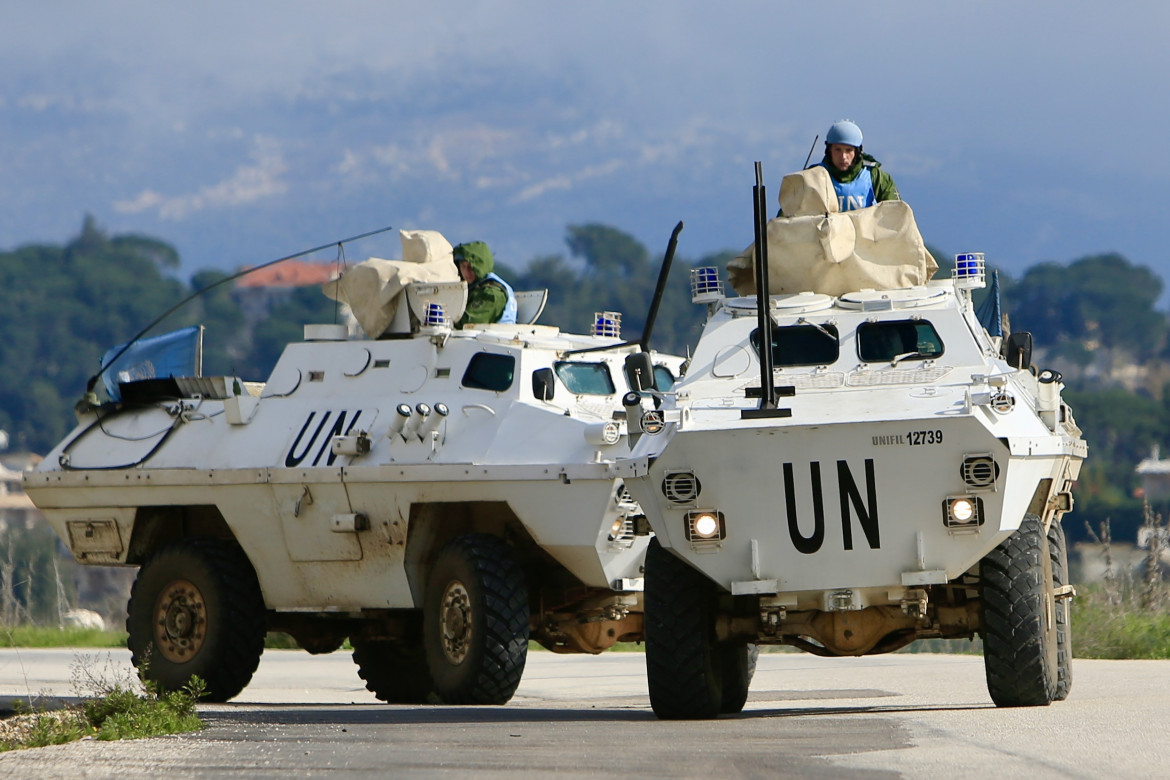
[826,120,863,148]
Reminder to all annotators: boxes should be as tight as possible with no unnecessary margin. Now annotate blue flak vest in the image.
[820,163,875,211]
[484,272,517,324]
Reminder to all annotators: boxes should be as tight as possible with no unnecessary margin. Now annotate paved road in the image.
[0,648,1166,779]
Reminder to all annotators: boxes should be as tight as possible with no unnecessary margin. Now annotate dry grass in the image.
[1075,507,1170,659]
[0,653,203,753]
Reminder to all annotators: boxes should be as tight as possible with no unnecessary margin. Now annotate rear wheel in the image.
[126,538,266,702]
[422,534,529,704]
[1048,520,1073,701]
[980,514,1058,707]
[352,639,435,704]
[644,538,724,719]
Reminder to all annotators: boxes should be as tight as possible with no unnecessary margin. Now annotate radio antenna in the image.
[86,224,395,395]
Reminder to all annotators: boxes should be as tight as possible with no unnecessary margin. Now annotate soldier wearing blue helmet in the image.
[817,120,900,211]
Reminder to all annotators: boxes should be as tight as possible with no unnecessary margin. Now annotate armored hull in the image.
[27,316,680,704]
[621,274,1086,717]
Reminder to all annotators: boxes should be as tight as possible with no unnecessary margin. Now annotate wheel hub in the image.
[439,580,472,665]
[152,579,207,663]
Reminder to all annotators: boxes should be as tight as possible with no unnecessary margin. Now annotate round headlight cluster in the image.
[684,510,726,543]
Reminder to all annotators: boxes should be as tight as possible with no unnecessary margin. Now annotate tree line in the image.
[1,217,1166,544]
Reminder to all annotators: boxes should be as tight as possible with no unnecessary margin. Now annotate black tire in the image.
[126,538,266,702]
[352,639,435,704]
[644,537,722,719]
[1049,520,1073,701]
[422,534,528,704]
[719,643,759,714]
[980,514,1058,707]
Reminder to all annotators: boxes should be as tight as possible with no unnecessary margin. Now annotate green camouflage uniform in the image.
[453,241,508,328]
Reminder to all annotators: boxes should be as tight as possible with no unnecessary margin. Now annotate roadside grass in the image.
[0,653,203,753]
[1073,583,1170,659]
[0,628,332,651]
[1075,510,1170,659]
[0,626,126,648]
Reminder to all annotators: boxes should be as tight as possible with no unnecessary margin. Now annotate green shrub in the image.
[0,654,204,753]
[1072,584,1170,659]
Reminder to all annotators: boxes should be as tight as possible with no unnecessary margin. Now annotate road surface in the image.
[0,648,1166,778]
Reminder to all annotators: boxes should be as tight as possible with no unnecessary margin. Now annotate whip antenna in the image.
[86,224,395,395]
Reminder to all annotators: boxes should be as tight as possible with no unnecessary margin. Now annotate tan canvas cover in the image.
[322,229,461,338]
[727,167,937,297]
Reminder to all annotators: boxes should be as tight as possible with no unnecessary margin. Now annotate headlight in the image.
[942,496,984,531]
[608,516,635,545]
[685,510,726,543]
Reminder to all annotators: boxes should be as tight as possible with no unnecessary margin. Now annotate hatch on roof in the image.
[837,286,947,311]
[725,292,835,315]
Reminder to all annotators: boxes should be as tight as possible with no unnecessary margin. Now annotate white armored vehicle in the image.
[24,229,682,704]
[620,166,1087,718]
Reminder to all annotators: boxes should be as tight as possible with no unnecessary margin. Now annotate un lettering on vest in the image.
[833,167,875,212]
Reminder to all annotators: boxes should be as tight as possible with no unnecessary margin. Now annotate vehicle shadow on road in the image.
[199,698,994,727]
[200,703,654,726]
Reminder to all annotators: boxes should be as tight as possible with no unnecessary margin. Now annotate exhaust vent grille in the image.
[961,455,999,490]
[662,471,701,504]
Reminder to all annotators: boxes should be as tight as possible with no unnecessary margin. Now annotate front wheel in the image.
[126,538,266,702]
[422,534,529,704]
[644,538,724,719]
[980,514,1058,707]
[1049,520,1073,701]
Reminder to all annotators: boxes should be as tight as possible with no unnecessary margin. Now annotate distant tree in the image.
[926,244,952,275]
[67,214,107,258]
[565,223,650,279]
[1062,387,1168,543]
[510,225,708,355]
[1005,253,1167,360]
[188,269,248,375]
[241,286,338,381]
[111,234,181,270]
[0,219,201,450]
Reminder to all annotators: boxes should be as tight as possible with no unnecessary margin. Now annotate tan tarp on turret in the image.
[727,166,937,297]
[322,229,462,338]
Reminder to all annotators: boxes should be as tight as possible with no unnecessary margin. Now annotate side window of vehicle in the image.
[750,323,840,366]
[462,352,516,391]
[653,365,676,391]
[856,320,944,363]
[554,361,616,395]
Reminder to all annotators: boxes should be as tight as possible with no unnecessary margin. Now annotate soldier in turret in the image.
[452,241,517,327]
[817,120,900,211]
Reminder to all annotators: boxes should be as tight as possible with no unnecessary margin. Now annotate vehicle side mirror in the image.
[624,352,657,392]
[532,368,555,401]
[1004,331,1033,370]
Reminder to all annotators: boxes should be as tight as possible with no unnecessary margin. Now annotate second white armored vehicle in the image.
[24,229,681,705]
[619,167,1087,719]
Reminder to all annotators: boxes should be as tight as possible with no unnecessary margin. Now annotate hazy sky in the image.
[1,1,1166,288]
